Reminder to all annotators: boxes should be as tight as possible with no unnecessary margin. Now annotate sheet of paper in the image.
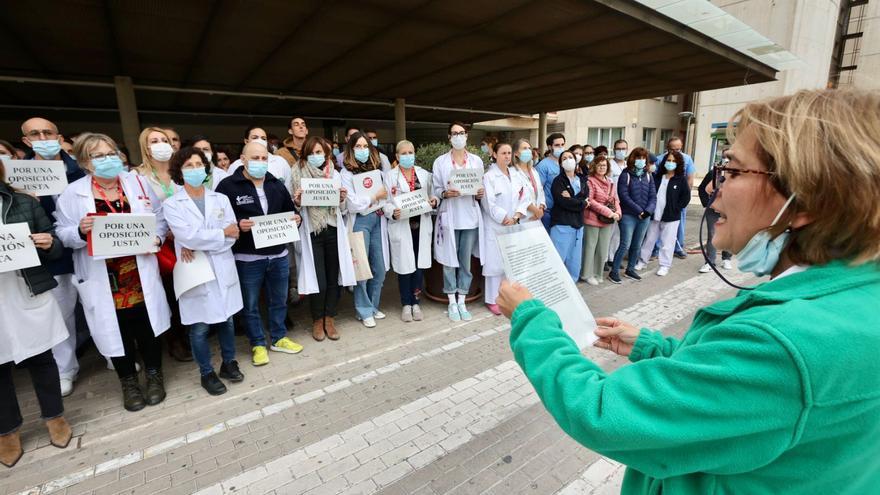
[352,170,386,213]
[172,250,216,300]
[251,212,300,249]
[449,168,483,196]
[301,177,341,207]
[393,189,432,220]
[497,222,597,348]
[0,223,41,273]
[5,159,68,196]
[88,213,158,258]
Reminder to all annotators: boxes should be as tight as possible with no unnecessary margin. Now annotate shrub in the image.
[415,142,491,172]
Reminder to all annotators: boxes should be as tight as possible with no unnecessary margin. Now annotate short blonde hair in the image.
[730,89,880,264]
[136,127,172,173]
[72,133,119,173]
[395,140,414,154]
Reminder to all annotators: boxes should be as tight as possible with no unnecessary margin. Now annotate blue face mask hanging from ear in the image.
[736,194,797,277]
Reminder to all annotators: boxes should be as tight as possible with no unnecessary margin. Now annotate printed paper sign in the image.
[89,214,158,258]
[301,178,341,207]
[393,189,432,220]
[173,250,216,299]
[0,223,41,273]
[352,170,385,213]
[449,168,483,196]
[251,212,300,249]
[497,222,597,348]
[5,159,68,196]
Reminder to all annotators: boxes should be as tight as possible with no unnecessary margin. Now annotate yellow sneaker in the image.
[270,337,303,355]
[251,346,269,366]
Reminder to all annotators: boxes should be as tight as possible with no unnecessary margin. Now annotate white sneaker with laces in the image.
[374,311,386,320]
[657,266,670,277]
[586,277,599,286]
[634,261,647,271]
[362,317,377,328]
[59,375,76,397]
[401,306,413,322]
[722,259,733,270]
[699,263,712,273]
[412,304,424,321]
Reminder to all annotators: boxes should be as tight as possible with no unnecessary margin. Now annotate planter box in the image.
[423,257,483,303]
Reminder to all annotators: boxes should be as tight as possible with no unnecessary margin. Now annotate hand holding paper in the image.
[593,317,640,357]
[497,280,533,319]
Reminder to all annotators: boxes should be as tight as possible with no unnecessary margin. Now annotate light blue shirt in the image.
[536,156,560,211]
[570,176,581,196]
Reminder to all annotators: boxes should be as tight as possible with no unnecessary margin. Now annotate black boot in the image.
[219,360,244,382]
[200,372,227,396]
[144,369,166,406]
[119,375,146,412]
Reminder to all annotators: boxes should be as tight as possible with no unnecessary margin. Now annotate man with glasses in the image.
[20,117,85,397]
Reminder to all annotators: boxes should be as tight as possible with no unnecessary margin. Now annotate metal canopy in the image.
[0,0,777,123]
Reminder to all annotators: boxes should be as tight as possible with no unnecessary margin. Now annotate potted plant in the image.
[416,143,490,303]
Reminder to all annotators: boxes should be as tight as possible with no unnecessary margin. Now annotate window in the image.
[642,127,656,153]
[586,127,625,148]
[660,129,674,149]
[547,122,565,133]
[663,95,679,103]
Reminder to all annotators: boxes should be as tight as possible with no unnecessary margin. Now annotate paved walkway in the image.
[0,206,754,495]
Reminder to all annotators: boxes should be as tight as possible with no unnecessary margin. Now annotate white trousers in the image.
[639,220,680,269]
[50,274,80,379]
[485,275,503,305]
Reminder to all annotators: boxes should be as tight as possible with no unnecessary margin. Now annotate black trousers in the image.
[110,304,163,379]
[309,226,341,321]
[0,350,63,434]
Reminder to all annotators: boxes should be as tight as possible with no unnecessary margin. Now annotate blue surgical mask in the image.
[584,153,594,163]
[183,167,207,187]
[552,147,563,158]
[31,140,61,159]
[354,148,370,163]
[737,194,796,277]
[664,161,677,171]
[370,138,379,147]
[92,156,125,179]
[518,150,532,163]
[614,150,627,160]
[247,160,269,179]
[307,154,325,167]
[480,144,490,154]
[399,154,415,169]
[634,159,646,169]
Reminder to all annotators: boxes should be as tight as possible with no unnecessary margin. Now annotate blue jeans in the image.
[398,227,423,306]
[353,213,386,320]
[236,256,290,347]
[442,228,478,295]
[613,214,651,274]
[189,318,235,376]
[550,225,583,282]
[704,209,732,263]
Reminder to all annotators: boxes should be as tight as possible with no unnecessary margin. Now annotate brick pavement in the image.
[0,206,756,495]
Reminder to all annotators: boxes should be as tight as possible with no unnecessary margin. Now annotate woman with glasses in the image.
[55,133,171,412]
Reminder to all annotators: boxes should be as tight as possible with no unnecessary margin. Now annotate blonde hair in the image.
[729,89,880,264]
[392,140,415,169]
[136,127,172,173]
[72,133,119,174]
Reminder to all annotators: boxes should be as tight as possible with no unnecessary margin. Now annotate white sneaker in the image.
[656,266,670,277]
[412,304,423,321]
[722,259,733,270]
[374,311,386,320]
[59,376,76,397]
[699,263,712,273]
[634,261,647,271]
[586,277,599,286]
[362,317,377,328]
[401,305,413,322]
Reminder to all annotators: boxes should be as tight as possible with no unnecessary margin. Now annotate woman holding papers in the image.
[383,140,438,323]
[55,133,171,413]
[340,131,390,328]
[0,161,73,468]
[498,89,880,494]
[480,142,527,316]
[511,139,545,222]
[291,136,354,341]
[431,122,486,322]
[549,150,589,282]
[164,147,244,396]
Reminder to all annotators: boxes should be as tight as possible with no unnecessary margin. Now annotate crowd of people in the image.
[0,115,721,469]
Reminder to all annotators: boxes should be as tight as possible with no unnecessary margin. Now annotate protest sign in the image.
[301,178,341,207]
[251,212,300,249]
[352,170,385,213]
[172,250,216,299]
[449,168,483,196]
[5,159,68,196]
[0,223,40,273]
[88,214,158,258]
[393,189,432,220]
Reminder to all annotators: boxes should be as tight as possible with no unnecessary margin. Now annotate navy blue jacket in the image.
[549,173,589,229]
[30,151,85,276]
[215,167,297,256]
[617,169,656,218]
[651,171,691,222]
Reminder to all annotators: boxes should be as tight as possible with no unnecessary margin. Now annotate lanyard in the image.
[323,163,331,179]
[152,170,174,198]
[525,167,538,195]
[451,151,468,169]
[93,177,125,213]
[401,167,417,192]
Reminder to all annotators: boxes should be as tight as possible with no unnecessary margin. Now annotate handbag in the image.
[597,180,617,224]
[134,175,177,274]
[348,230,373,281]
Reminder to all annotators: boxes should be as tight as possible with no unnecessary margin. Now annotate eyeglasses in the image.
[25,129,58,139]
[450,131,467,137]
[89,151,119,160]
[713,164,775,183]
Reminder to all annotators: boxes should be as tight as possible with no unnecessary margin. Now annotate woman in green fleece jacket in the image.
[497,88,880,494]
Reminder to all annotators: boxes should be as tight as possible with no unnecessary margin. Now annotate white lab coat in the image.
[513,165,545,221]
[382,166,435,275]
[162,188,243,325]
[340,168,391,272]
[229,154,292,191]
[480,165,529,277]
[295,168,357,293]
[54,174,171,358]
[431,151,486,267]
[210,167,230,191]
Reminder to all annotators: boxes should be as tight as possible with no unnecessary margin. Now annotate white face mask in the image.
[574,153,582,163]
[562,158,577,172]
[149,142,174,161]
[203,151,213,163]
[251,138,268,149]
[450,134,467,150]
